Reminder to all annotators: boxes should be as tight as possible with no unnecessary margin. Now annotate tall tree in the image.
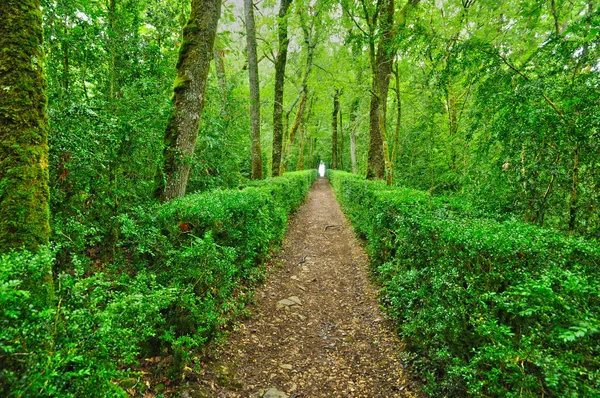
[244,0,263,179]
[0,0,50,252]
[332,89,341,169]
[349,98,360,174]
[158,0,222,201]
[365,0,419,180]
[213,45,227,111]
[271,0,293,176]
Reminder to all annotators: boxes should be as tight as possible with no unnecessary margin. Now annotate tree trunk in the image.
[332,89,341,169]
[297,124,306,170]
[339,106,344,170]
[378,0,397,184]
[271,0,293,176]
[244,0,263,179]
[388,62,402,185]
[349,98,359,174]
[289,94,307,146]
[158,0,222,201]
[366,0,419,180]
[213,45,227,111]
[366,72,385,179]
[568,144,579,233]
[367,0,395,180]
[282,12,316,172]
[108,0,118,100]
[62,12,70,94]
[296,94,313,171]
[0,0,51,252]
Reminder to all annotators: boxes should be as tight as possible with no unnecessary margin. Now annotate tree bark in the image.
[213,45,227,111]
[568,144,579,233]
[0,0,50,252]
[272,0,293,176]
[388,62,402,185]
[349,98,359,174]
[296,95,313,171]
[244,0,263,179]
[339,106,344,170]
[366,0,419,180]
[108,0,117,100]
[332,89,341,169]
[366,0,394,180]
[297,124,306,171]
[282,12,317,172]
[158,0,222,201]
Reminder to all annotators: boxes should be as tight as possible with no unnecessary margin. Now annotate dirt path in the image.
[191,178,417,398]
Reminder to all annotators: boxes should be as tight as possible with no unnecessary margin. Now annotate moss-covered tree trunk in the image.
[0,0,50,253]
[244,0,263,180]
[366,0,419,181]
[158,0,222,202]
[271,0,293,177]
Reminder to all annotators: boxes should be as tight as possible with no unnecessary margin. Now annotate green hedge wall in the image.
[328,170,600,397]
[0,170,317,397]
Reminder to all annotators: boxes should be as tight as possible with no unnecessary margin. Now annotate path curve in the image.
[193,178,418,397]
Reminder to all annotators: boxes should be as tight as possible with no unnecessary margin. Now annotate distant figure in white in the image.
[318,163,326,177]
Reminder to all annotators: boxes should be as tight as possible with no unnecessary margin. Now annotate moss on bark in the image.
[0,0,50,253]
[158,0,222,202]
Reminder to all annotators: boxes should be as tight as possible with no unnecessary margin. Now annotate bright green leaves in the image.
[329,170,600,397]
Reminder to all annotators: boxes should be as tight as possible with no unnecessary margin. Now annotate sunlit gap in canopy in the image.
[318,163,326,177]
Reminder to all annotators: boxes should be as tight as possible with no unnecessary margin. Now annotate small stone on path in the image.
[264,388,289,398]
[277,296,302,309]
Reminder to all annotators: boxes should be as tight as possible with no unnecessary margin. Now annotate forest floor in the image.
[184,178,419,398]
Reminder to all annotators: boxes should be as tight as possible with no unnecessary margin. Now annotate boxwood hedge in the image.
[328,170,600,397]
[0,170,317,397]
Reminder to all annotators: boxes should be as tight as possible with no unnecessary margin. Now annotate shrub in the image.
[328,170,600,397]
[1,170,317,397]
[0,248,175,397]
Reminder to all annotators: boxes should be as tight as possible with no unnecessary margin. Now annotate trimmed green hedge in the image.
[328,170,600,397]
[0,170,317,397]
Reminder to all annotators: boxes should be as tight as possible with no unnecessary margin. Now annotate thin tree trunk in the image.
[244,0,263,179]
[332,89,341,169]
[378,0,395,183]
[108,0,117,100]
[272,0,293,176]
[569,145,579,233]
[282,12,317,172]
[158,0,222,201]
[0,0,51,252]
[296,94,313,171]
[62,11,69,94]
[349,98,359,174]
[550,0,560,35]
[388,62,402,185]
[339,105,344,170]
[213,45,227,111]
[521,143,527,219]
[289,94,307,145]
[297,124,306,171]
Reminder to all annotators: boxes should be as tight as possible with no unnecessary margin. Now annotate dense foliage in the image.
[2,0,599,395]
[329,170,600,397]
[0,170,316,397]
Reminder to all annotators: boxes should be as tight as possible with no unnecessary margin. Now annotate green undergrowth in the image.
[0,170,317,397]
[328,170,600,397]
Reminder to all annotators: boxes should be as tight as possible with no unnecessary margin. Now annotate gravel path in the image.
[190,178,418,398]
